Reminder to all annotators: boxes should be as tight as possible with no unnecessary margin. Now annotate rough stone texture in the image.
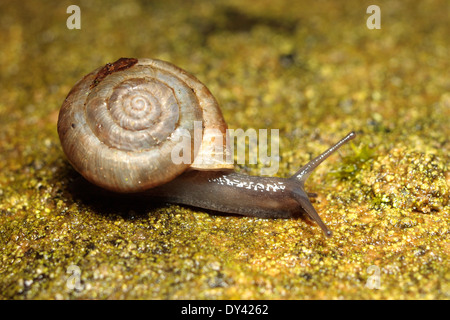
[0,0,448,299]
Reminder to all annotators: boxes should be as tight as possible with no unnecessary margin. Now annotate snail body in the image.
[58,57,355,237]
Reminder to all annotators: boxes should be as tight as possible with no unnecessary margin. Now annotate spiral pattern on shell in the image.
[57,58,229,192]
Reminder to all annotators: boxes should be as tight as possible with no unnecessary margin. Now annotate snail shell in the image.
[57,58,233,193]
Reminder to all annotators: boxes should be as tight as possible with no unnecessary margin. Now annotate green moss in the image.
[328,143,375,181]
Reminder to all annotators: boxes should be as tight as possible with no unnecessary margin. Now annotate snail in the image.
[57,57,356,238]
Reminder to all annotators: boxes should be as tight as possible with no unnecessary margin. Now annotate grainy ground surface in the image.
[0,0,448,299]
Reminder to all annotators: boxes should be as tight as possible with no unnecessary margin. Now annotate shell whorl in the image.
[58,58,230,192]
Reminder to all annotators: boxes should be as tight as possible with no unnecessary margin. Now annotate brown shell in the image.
[57,58,233,193]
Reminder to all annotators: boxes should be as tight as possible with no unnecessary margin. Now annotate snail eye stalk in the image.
[291,132,356,186]
[289,132,356,237]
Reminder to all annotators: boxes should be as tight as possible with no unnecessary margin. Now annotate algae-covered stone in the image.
[366,149,448,213]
